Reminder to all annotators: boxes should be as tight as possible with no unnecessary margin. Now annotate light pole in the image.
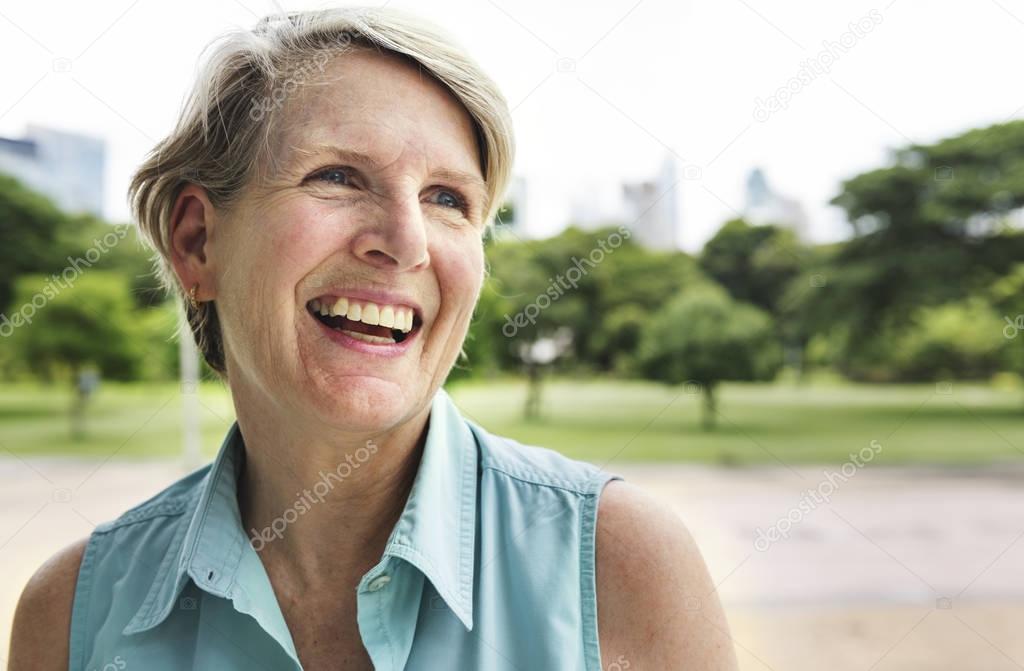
[178,305,201,469]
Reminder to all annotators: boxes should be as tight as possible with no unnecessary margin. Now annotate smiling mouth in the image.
[307,297,422,345]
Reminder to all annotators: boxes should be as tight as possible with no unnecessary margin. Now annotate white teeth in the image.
[313,297,416,334]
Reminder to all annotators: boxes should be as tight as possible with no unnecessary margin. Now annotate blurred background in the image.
[2,0,1024,669]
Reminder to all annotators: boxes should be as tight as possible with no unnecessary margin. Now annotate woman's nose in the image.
[351,195,430,272]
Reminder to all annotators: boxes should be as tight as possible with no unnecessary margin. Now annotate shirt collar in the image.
[123,386,478,636]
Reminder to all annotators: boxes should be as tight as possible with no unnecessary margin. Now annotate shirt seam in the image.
[68,530,100,671]
[92,499,191,534]
[580,471,618,671]
[458,426,477,610]
[480,460,606,495]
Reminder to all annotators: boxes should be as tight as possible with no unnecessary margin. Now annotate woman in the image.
[9,7,738,670]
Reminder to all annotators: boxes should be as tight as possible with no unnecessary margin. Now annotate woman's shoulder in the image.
[467,420,619,496]
[594,481,741,670]
[8,537,88,670]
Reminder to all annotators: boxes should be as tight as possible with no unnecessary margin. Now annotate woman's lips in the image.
[307,301,421,357]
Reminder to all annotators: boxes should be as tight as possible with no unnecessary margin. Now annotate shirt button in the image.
[367,574,391,592]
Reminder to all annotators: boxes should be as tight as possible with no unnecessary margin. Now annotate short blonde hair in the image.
[129,7,516,377]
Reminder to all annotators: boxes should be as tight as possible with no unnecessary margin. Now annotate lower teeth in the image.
[340,328,395,345]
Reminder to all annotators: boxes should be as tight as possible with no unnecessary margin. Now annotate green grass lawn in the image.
[450,378,1024,465]
[0,377,1022,465]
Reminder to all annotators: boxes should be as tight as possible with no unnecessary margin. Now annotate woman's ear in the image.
[169,184,218,301]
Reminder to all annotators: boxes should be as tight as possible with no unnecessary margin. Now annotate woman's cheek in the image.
[274,203,328,256]
[438,226,485,284]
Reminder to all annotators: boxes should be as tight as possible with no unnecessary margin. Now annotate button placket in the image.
[358,563,400,670]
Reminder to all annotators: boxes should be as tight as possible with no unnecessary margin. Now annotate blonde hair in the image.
[129,7,515,377]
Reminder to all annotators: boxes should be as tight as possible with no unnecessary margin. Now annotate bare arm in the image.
[596,480,739,670]
[8,538,88,671]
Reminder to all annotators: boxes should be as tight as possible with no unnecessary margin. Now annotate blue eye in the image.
[312,167,350,185]
[432,190,466,211]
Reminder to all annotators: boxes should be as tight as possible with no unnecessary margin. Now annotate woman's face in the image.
[212,48,488,433]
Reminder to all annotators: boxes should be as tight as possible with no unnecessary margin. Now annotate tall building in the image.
[621,155,681,251]
[744,168,808,240]
[0,125,106,217]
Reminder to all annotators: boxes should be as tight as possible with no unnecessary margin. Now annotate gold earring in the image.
[187,284,200,310]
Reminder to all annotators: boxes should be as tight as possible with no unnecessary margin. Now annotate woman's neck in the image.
[233,396,432,593]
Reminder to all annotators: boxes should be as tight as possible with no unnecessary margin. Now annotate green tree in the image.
[821,121,1024,376]
[448,275,510,383]
[700,218,803,314]
[7,271,148,381]
[891,298,1006,380]
[639,284,782,429]
[589,242,701,373]
[989,263,1024,385]
[484,225,702,376]
[0,175,68,314]
[59,215,166,308]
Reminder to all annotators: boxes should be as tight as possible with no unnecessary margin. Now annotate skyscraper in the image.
[621,154,681,251]
[744,167,808,240]
[0,125,106,217]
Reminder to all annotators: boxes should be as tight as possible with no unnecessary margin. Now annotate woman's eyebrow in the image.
[307,144,384,169]
[430,168,487,197]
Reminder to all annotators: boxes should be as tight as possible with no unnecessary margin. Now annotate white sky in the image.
[1,0,1021,251]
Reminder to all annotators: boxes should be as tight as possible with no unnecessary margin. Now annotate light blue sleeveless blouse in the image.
[69,387,622,670]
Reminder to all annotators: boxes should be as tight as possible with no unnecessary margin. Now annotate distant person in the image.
[9,8,737,670]
[70,368,99,439]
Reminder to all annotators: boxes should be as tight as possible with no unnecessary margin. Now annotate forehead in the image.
[274,48,482,177]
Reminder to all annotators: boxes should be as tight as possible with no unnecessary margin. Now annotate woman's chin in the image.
[306,375,414,431]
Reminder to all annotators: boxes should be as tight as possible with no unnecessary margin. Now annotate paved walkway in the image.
[1,458,1022,670]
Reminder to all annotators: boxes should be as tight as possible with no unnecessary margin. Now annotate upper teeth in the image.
[310,297,415,333]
